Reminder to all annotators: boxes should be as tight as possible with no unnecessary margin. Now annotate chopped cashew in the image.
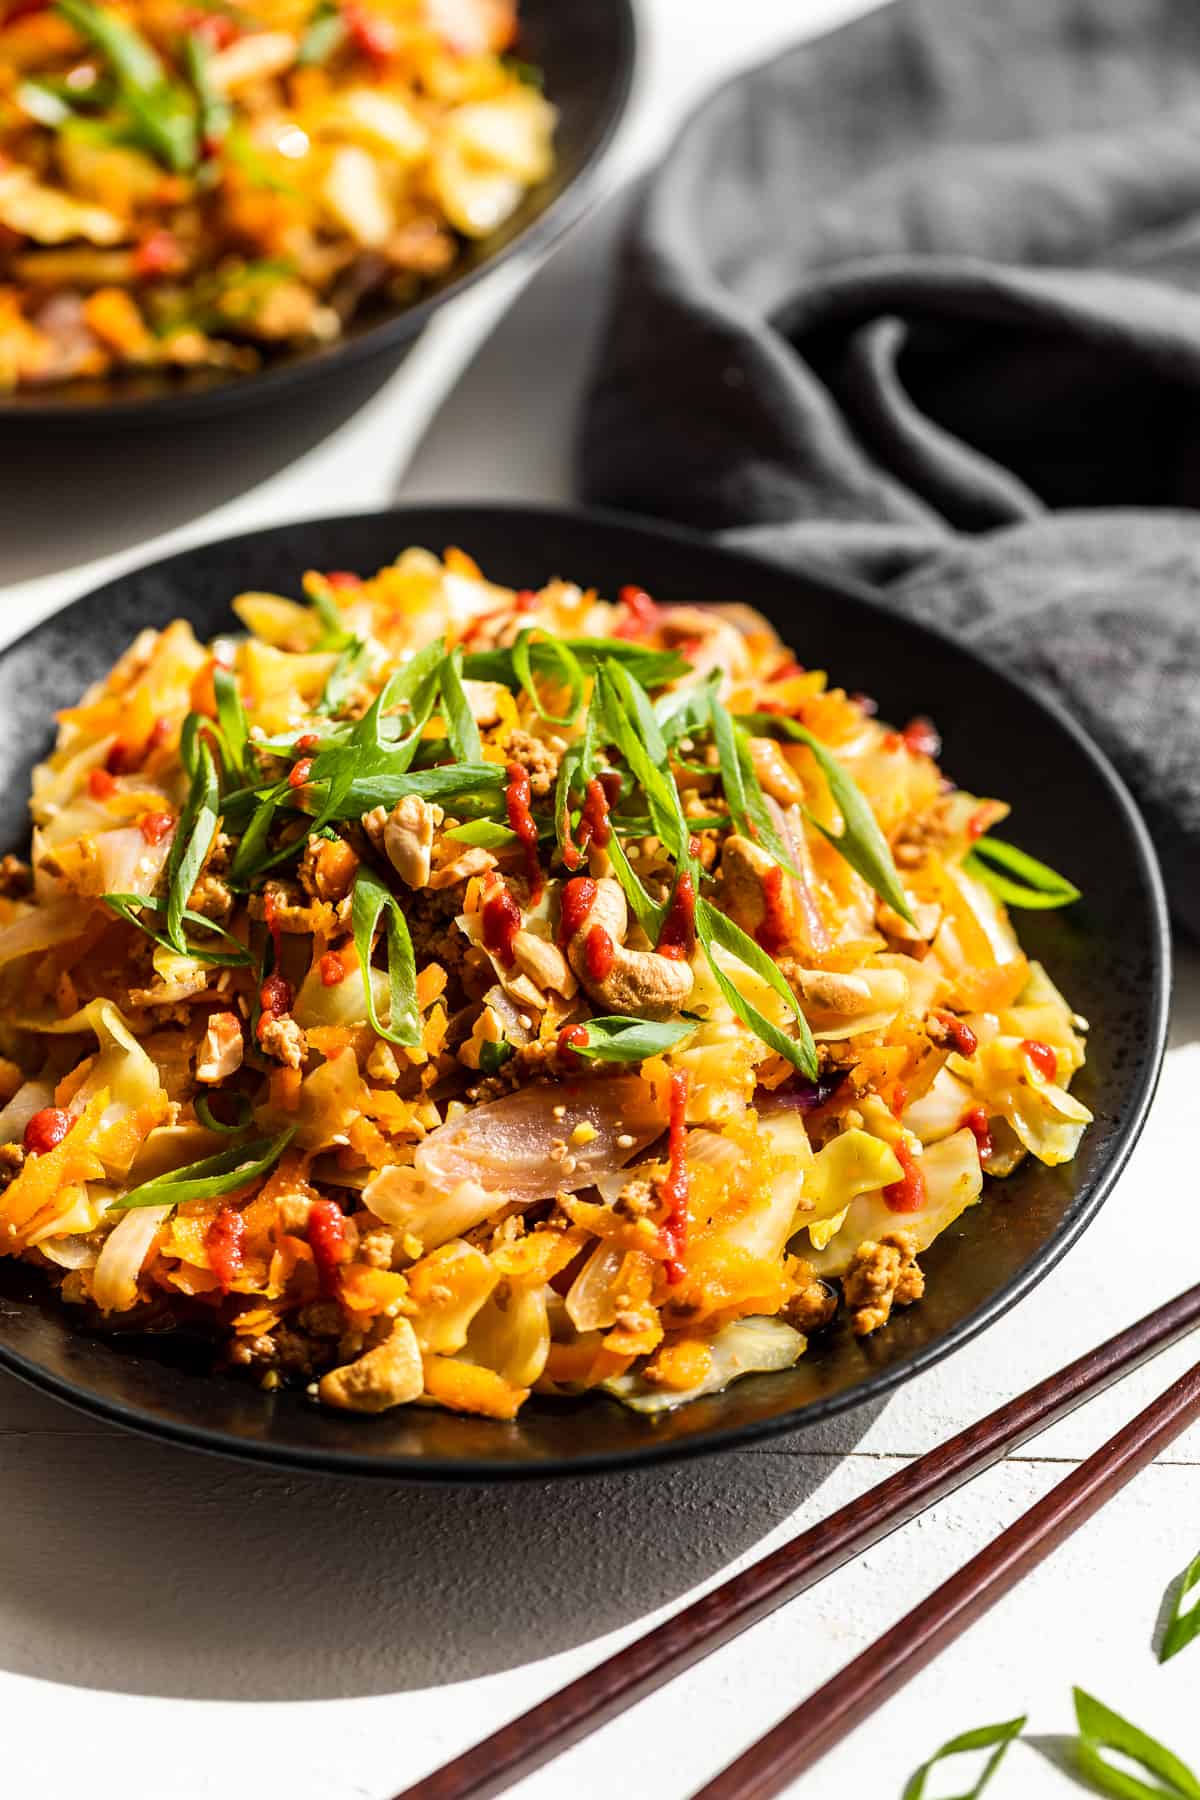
[564,878,693,1019]
[748,737,807,807]
[788,967,875,1013]
[717,834,795,948]
[195,1011,245,1083]
[512,929,576,998]
[383,795,442,889]
[318,1316,423,1413]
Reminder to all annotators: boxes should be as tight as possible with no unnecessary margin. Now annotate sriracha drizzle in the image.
[660,1070,690,1283]
[755,865,789,955]
[481,882,522,968]
[1022,1038,1058,1082]
[206,1207,246,1294]
[308,1201,346,1296]
[558,875,597,947]
[884,1140,927,1213]
[963,1105,993,1163]
[656,870,696,961]
[504,762,542,900]
[584,925,615,982]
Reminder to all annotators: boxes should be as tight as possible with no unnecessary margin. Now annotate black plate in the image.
[0,505,1170,1478]
[0,0,634,427]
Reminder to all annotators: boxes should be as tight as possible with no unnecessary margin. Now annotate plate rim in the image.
[0,0,637,428]
[0,501,1172,1480]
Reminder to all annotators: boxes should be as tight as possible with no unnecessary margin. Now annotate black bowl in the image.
[0,505,1170,1478]
[0,0,635,428]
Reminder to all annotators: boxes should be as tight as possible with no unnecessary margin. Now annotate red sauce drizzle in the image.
[614,585,660,641]
[562,775,618,870]
[295,732,320,752]
[23,1107,71,1156]
[884,1140,927,1214]
[88,767,117,800]
[505,761,542,900]
[901,716,941,758]
[1022,1038,1058,1082]
[308,1200,347,1296]
[656,870,696,961]
[324,571,362,590]
[579,778,612,850]
[966,804,992,841]
[934,1009,978,1058]
[481,882,522,967]
[557,1023,588,1065]
[890,1082,908,1119]
[585,926,616,982]
[769,658,807,683]
[206,1207,246,1295]
[138,811,174,846]
[288,757,315,790]
[660,1069,690,1283]
[319,950,347,987]
[755,865,789,955]
[558,875,597,948]
[262,893,282,968]
[963,1105,993,1164]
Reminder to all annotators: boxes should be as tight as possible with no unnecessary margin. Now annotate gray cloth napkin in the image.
[578,0,1200,932]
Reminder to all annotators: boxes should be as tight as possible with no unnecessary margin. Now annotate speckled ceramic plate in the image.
[0,0,635,427]
[0,505,1170,1479]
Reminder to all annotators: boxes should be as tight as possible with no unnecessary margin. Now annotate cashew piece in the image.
[195,1011,244,1084]
[383,795,442,889]
[512,929,577,998]
[318,1316,423,1414]
[564,878,693,1019]
[748,737,807,807]
[717,834,795,948]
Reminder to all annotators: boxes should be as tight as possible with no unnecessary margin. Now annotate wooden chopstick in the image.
[694,1352,1200,1800]
[394,1282,1200,1800]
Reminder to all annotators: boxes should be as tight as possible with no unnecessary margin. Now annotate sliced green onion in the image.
[351,866,420,1048]
[462,638,688,692]
[737,711,914,924]
[446,819,520,850]
[165,737,219,954]
[1161,1550,1200,1664]
[606,826,668,941]
[478,1039,514,1076]
[102,892,252,967]
[228,781,287,886]
[56,0,198,171]
[710,697,797,875]
[1073,1689,1200,1799]
[212,664,248,781]
[439,646,482,763]
[695,897,817,1079]
[574,1016,698,1062]
[965,835,1081,910]
[317,638,369,717]
[109,1126,296,1212]
[297,0,346,64]
[902,1715,1026,1800]
[598,663,691,867]
[194,1092,254,1135]
[511,628,585,727]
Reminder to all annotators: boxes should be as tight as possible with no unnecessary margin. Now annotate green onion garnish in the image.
[109,1126,296,1212]
[965,835,1081,910]
[902,1715,1026,1800]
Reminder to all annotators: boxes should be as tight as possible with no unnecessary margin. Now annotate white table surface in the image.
[3,2,1197,1796]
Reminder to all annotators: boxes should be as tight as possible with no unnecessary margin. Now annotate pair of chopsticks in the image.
[395,1283,1200,1800]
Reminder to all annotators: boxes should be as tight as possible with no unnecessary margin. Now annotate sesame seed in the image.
[616,1132,635,1149]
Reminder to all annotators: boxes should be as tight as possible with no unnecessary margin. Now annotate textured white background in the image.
[2,2,1198,1796]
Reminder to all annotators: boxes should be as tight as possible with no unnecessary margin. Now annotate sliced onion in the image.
[564,1239,626,1333]
[92,1203,169,1313]
[0,1078,54,1144]
[0,902,88,969]
[415,1075,664,1205]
